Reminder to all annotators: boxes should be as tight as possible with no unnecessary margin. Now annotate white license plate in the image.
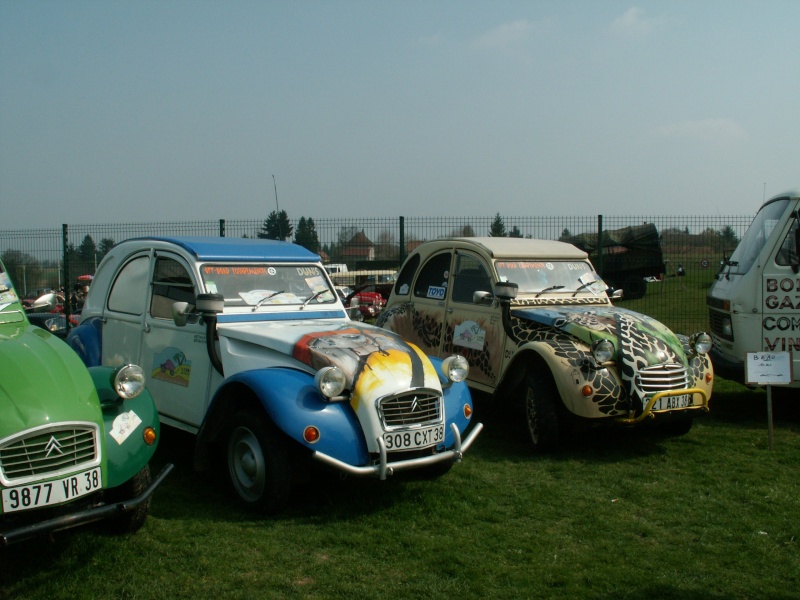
[383,424,445,452]
[2,467,102,514]
[652,394,693,412]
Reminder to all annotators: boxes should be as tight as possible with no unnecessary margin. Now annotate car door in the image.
[406,249,454,357]
[102,252,151,369]
[442,251,504,389]
[139,253,215,430]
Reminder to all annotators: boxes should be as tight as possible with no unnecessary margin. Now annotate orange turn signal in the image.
[581,385,593,397]
[143,427,157,446]
[303,426,321,444]
[463,404,473,419]
[705,372,713,384]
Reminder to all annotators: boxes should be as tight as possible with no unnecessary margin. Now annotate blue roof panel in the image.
[139,236,320,262]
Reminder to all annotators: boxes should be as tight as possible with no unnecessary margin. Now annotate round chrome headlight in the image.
[592,339,615,363]
[315,366,347,399]
[693,332,712,355]
[441,355,469,383]
[115,364,146,399]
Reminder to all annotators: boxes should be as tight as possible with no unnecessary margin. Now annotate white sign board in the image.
[745,352,792,385]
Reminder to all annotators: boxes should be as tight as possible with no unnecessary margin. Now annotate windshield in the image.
[494,260,606,295]
[0,263,22,323]
[727,198,790,274]
[199,263,336,308]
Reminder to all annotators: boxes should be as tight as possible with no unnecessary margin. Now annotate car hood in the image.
[512,303,686,363]
[218,319,442,393]
[0,323,100,437]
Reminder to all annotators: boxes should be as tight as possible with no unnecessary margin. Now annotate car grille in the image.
[378,389,442,429]
[0,423,100,486]
[636,364,690,395]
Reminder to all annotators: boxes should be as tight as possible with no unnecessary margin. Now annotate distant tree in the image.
[509,225,523,238]
[1,250,42,294]
[374,230,399,260]
[720,225,739,248]
[559,228,572,241]
[78,235,97,263]
[294,217,320,253]
[489,213,507,237]
[489,213,508,237]
[450,224,476,237]
[258,210,293,241]
[97,238,115,262]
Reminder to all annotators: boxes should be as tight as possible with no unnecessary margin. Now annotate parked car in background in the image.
[67,237,481,512]
[0,259,169,546]
[377,237,714,450]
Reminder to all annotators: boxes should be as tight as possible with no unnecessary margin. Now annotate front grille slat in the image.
[379,389,442,428]
[0,424,99,485]
[637,364,690,394]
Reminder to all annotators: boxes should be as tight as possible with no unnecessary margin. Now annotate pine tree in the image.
[294,217,320,252]
[258,210,293,241]
[489,213,507,237]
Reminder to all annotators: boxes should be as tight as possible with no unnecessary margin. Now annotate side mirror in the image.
[473,291,494,306]
[172,301,191,327]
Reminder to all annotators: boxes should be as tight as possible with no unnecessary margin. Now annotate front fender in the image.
[204,367,369,467]
[427,355,474,446]
[89,366,160,488]
[66,317,103,367]
[503,340,625,419]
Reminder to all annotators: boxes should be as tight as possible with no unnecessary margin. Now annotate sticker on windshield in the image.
[454,320,486,351]
[427,286,446,300]
[110,410,142,445]
[151,347,192,387]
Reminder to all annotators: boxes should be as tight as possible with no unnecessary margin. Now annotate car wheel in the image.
[104,464,151,534]
[227,410,292,513]
[623,276,647,300]
[524,372,560,451]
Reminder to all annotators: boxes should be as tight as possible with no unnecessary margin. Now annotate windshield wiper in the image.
[301,290,327,309]
[571,281,593,297]
[535,285,564,298]
[252,290,286,311]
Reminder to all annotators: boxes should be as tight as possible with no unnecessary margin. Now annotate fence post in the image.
[220,219,226,237]
[399,216,405,264]
[596,215,604,278]
[62,224,72,325]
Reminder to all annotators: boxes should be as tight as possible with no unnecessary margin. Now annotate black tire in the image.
[104,465,151,535]
[623,276,647,300]
[660,418,693,436]
[524,371,561,451]
[226,410,292,513]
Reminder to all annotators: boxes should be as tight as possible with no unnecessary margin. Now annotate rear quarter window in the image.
[394,254,420,296]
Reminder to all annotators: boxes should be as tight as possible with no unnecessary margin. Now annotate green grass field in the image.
[2,378,798,599]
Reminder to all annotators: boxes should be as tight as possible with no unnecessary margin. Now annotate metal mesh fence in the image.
[1,213,755,335]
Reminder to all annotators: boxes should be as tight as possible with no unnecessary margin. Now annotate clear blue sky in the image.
[1,1,798,229]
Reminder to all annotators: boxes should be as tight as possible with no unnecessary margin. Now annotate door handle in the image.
[143,322,150,333]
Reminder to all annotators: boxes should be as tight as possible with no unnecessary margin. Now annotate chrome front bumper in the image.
[312,422,483,479]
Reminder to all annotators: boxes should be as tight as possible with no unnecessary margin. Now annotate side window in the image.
[451,254,492,303]
[775,219,800,267]
[413,252,452,300]
[394,254,420,296]
[108,255,150,315]
[150,256,196,319]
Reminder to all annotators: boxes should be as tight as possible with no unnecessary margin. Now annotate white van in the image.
[707,190,800,386]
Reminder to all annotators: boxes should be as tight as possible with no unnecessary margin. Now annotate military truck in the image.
[565,223,665,299]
